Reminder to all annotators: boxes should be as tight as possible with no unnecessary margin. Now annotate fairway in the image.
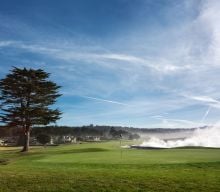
[0,141,220,192]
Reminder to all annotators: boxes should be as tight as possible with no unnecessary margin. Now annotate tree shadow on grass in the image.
[51,148,109,155]
[14,148,109,161]
[0,159,10,165]
[0,148,110,164]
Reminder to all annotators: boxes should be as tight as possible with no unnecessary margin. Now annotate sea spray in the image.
[140,126,220,148]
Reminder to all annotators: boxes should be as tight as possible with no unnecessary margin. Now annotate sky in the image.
[0,0,220,128]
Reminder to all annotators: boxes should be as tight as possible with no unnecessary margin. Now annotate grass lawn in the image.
[0,141,220,192]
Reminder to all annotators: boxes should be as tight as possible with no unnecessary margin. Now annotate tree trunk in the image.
[21,130,30,152]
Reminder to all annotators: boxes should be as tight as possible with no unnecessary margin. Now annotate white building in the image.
[0,139,4,146]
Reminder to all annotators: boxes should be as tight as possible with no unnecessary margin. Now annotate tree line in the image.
[0,125,140,140]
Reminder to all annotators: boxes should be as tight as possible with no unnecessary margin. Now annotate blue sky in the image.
[0,0,220,128]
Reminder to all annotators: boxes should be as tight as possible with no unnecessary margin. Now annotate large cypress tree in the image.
[0,67,61,152]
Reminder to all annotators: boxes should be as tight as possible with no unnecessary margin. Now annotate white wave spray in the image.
[140,126,220,148]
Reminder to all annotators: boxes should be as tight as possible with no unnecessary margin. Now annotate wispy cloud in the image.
[0,40,191,75]
[1,0,220,127]
[0,41,15,47]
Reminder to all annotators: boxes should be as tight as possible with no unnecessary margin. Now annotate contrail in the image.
[151,115,196,125]
[81,96,130,106]
[201,106,211,123]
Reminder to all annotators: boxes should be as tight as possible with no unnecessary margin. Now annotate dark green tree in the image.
[36,134,51,146]
[0,67,61,152]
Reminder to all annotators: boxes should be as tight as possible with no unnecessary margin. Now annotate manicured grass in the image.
[0,141,220,192]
